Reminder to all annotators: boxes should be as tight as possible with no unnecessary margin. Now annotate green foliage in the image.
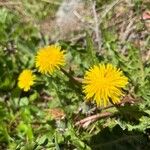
[0,1,150,150]
[89,125,150,150]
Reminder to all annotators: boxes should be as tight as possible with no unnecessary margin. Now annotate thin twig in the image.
[41,0,61,5]
[75,112,112,126]
[92,1,102,53]
[98,0,122,25]
[103,94,136,110]
[70,33,86,43]
[120,17,136,42]
[73,10,93,30]
[0,2,21,6]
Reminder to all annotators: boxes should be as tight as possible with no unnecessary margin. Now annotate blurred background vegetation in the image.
[0,0,150,149]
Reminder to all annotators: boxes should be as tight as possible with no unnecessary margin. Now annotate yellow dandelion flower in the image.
[18,69,36,91]
[83,64,128,107]
[35,44,65,74]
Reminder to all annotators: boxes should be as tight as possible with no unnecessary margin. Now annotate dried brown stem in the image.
[0,2,21,6]
[75,112,112,126]
[41,0,61,5]
[75,95,137,127]
[98,0,122,25]
[92,1,102,53]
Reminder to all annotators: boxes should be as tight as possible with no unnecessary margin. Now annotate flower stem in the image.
[60,68,82,87]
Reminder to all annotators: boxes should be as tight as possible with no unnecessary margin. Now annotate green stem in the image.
[60,68,82,87]
[138,49,145,82]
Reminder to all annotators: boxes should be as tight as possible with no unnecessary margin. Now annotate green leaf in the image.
[89,125,149,150]
[19,97,29,107]
[85,31,98,65]
[55,133,60,150]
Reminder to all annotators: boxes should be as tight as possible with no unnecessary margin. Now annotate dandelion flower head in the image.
[18,69,36,91]
[83,64,128,107]
[35,44,65,74]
